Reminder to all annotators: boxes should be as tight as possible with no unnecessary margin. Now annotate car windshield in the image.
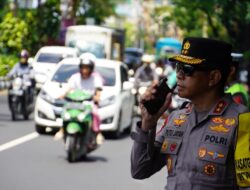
[37,53,65,63]
[68,40,105,58]
[51,64,115,86]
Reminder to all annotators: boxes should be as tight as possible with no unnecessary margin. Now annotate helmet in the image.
[79,52,96,72]
[141,54,154,64]
[20,49,29,59]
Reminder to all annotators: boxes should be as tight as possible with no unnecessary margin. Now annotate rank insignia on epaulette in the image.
[198,147,207,158]
[207,151,225,160]
[212,100,227,114]
[204,164,216,176]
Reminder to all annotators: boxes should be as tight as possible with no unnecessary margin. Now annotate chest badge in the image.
[170,143,177,152]
[173,119,185,126]
[166,156,173,172]
[204,164,216,176]
[198,147,207,158]
[210,124,230,133]
[207,151,225,160]
[161,139,168,152]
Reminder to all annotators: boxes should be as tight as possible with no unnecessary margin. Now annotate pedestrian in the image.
[130,37,250,189]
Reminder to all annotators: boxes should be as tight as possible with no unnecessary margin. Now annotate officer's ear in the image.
[208,70,221,87]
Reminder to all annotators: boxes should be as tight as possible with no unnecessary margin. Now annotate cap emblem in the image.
[182,41,190,55]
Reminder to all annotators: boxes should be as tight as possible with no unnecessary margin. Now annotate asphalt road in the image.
[0,91,166,190]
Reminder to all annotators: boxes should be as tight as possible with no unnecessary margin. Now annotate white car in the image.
[34,57,135,138]
[32,46,78,90]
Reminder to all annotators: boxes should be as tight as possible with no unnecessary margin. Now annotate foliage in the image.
[0,13,28,55]
[169,0,250,53]
[76,0,117,24]
[0,54,18,76]
[0,0,8,21]
[36,0,61,45]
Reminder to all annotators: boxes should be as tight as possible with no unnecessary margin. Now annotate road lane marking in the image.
[0,132,39,152]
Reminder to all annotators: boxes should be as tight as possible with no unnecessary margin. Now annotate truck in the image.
[65,25,125,61]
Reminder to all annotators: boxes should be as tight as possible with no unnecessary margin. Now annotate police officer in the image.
[226,58,250,108]
[130,37,250,189]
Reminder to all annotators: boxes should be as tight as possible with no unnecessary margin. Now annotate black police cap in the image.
[169,37,232,67]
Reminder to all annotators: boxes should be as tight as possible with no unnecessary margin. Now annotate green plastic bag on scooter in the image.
[61,89,96,162]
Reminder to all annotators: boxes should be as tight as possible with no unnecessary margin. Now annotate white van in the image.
[32,46,78,91]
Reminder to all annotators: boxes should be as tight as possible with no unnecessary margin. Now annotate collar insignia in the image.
[212,100,228,114]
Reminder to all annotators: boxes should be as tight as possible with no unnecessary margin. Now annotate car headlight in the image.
[39,90,55,104]
[63,112,71,121]
[99,95,116,108]
[35,73,47,84]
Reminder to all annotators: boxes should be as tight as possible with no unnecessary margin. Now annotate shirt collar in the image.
[184,94,231,116]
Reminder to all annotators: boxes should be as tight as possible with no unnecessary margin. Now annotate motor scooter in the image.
[61,89,98,162]
[132,81,152,116]
[8,73,35,120]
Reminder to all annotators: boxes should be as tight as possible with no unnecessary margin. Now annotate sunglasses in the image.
[176,62,210,76]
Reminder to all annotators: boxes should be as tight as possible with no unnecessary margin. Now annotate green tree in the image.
[36,0,61,46]
[0,12,28,54]
[68,0,117,24]
[169,0,250,53]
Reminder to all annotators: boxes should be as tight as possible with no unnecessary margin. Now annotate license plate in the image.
[9,90,23,96]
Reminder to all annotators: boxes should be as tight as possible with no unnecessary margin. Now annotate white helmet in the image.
[79,52,96,71]
[141,54,154,63]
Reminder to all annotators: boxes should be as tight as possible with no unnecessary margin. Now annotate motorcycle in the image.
[8,73,35,120]
[132,81,152,116]
[61,89,98,162]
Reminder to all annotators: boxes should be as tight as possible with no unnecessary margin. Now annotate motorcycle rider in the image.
[134,54,159,88]
[7,49,33,78]
[7,49,35,104]
[54,53,104,147]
